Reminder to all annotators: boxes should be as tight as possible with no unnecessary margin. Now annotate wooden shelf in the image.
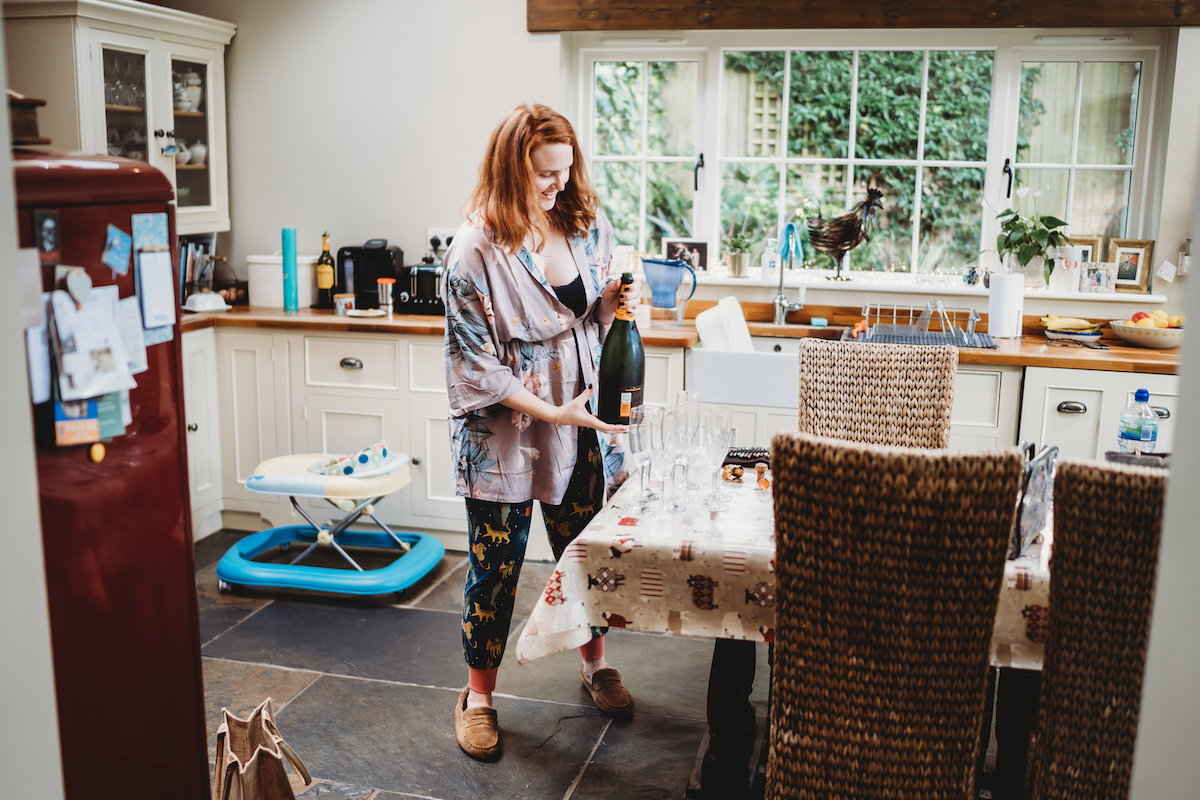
[175,163,207,170]
[105,104,144,113]
[174,110,205,117]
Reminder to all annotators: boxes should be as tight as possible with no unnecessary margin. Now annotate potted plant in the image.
[995,207,1069,287]
[722,232,753,278]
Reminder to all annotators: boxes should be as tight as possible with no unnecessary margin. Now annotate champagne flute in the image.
[704,406,733,511]
[626,407,654,515]
[676,390,702,492]
[655,411,686,516]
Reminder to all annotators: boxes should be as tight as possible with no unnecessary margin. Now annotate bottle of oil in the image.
[597,273,645,424]
[315,232,335,309]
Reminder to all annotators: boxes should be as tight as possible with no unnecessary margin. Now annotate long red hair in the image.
[467,104,599,254]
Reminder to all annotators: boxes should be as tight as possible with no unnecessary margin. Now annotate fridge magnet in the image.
[102,224,133,275]
[1079,262,1117,293]
[33,209,59,267]
[130,211,168,251]
[1108,238,1154,294]
[54,398,100,446]
[662,238,708,271]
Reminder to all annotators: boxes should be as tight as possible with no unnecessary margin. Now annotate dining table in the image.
[515,469,1053,796]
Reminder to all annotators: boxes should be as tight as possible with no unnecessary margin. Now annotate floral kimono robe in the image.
[443,211,629,505]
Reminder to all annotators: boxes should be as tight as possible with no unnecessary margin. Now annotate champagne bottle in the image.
[315,232,335,309]
[597,273,645,424]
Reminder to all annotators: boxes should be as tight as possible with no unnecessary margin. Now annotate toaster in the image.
[397,260,445,316]
[336,239,403,309]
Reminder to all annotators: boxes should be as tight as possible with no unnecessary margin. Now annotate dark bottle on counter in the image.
[597,272,644,424]
[315,232,335,309]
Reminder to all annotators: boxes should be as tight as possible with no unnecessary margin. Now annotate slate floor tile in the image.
[295,780,374,799]
[202,600,468,688]
[408,555,467,612]
[276,675,607,799]
[194,530,247,571]
[197,561,272,645]
[497,629,771,720]
[571,711,710,800]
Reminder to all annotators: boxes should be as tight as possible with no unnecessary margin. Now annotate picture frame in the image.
[1107,238,1154,294]
[1079,262,1117,293]
[661,238,708,272]
[1067,235,1101,264]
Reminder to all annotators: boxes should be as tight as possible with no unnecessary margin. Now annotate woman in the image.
[442,104,638,760]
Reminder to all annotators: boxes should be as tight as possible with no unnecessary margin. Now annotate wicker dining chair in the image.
[767,432,1023,800]
[796,338,958,449]
[1026,459,1168,800]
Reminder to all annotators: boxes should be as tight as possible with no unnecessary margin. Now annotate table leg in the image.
[699,639,757,799]
[992,667,1042,800]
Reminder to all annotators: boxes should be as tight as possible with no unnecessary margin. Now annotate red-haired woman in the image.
[442,104,638,760]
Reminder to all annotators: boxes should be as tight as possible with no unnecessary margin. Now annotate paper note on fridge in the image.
[49,287,137,401]
[117,295,149,374]
[137,249,176,329]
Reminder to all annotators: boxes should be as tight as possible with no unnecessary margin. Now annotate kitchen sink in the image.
[687,341,798,408]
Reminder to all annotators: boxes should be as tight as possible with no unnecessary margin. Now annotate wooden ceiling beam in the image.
[528,0,1199,32]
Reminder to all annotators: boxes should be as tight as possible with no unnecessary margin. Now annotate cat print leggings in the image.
[461,428,606,671]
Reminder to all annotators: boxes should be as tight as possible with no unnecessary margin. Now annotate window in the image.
[578,33,1160,276]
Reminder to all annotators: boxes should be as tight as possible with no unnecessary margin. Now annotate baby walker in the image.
[215,447,444,596]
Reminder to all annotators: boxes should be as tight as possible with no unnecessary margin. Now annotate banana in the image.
[1040,314,1103,331]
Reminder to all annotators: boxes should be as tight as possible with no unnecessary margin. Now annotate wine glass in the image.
[703,406,733,511]
[625,406,655,515]
[675,390,702,492]
[672,398,699,499]
[655,411,686,516]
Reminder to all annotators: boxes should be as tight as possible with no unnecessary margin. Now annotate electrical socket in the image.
[426,227,458,252]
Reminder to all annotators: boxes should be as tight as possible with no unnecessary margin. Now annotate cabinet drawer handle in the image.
[411,456,422,465]
[187,422,199,432]
[1057,401,1087,414]
[339,357,363,369]
[1152,406,1170,419]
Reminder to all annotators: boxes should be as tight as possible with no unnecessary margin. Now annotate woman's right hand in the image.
[557,386,626,434]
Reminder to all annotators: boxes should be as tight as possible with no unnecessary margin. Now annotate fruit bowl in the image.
[1109,320,1184,349]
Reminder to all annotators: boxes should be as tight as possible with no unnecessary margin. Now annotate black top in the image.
[552,273,587,318]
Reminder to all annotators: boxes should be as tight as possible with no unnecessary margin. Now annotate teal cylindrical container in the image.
[282,227,298,312]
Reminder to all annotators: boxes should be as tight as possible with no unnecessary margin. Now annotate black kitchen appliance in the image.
[336,238,402,309]
[401,259,445,316]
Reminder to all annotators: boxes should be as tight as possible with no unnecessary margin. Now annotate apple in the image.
[1131,311,1151,323]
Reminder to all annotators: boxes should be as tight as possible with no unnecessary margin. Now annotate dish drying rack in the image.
[842,300,997,348]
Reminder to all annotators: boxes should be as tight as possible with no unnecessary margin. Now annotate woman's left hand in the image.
[601,276,641,316]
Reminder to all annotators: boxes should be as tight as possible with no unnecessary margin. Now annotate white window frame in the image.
[570,28,1165,276]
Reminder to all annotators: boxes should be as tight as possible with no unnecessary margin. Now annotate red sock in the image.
[468,666,498,694]
[578,637,604,661]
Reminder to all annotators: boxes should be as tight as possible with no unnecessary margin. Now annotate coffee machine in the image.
[336,239,402,309]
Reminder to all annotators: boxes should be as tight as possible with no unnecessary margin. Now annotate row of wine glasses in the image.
[625,392,733,518]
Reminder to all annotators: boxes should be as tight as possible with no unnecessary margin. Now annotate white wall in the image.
[162,0,563,274]
[0,23,66,800]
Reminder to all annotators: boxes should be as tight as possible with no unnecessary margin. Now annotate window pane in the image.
[787,51,852,159]
[646,161,695,242]
[594,160,642,247]
[721,162,780,261]
[1077,62,1140,166]
[847,167,914,271]
[647,61,697,157]
[595,62,644,157]
[1072,169,1130,240]
[785,164,847,224]
[855,51,922,160]
[924,51,993,163]
[1018,62,1077,164]
[1013,168,1069,221]
[921,167,985,274]
[722,51,785,158]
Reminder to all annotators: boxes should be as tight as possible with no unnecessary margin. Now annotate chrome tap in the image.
[773,223,804,325]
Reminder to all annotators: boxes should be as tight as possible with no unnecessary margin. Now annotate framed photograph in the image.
[661,238,708,272]
[1107,238,1154,294]
[1079,262,1117,293]
[1068,235,1101,264]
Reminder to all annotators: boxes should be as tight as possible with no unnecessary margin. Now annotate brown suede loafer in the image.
[454,688,500,760]
[581,666,635,717]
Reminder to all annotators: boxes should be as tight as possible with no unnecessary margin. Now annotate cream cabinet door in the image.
[407,397,466,527]
[181,329,222,533]
[948,365,1023,450]
[643,346,685,406]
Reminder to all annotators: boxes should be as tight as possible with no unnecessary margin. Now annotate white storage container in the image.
[247,253,320,308]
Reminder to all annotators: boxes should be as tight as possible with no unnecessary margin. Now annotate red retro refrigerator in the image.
[14,150,209,798]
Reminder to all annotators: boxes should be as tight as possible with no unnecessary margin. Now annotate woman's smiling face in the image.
[530,143,573,211]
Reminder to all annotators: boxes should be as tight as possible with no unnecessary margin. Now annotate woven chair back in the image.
[1028,459,1168,800]
[797,339,958,449]
[767,432,1023,800]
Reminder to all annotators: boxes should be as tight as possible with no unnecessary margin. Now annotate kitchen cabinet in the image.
[3,0,235,234]
[181,328,222,538]
[1018,367,1179,459]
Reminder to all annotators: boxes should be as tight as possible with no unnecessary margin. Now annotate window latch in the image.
[1003,158,1013,199]
[694,153,705,191]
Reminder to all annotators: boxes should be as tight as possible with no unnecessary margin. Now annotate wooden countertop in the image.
[182,306,1180,374]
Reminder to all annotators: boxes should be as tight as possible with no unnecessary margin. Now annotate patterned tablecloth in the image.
[515,473,1052,671]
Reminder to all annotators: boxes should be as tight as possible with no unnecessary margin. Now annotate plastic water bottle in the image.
[1117,389,1158,453]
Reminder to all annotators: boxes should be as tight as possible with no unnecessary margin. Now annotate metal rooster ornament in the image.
[805,187,884,281]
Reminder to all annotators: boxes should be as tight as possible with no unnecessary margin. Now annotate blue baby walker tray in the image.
[216,452,444,596]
